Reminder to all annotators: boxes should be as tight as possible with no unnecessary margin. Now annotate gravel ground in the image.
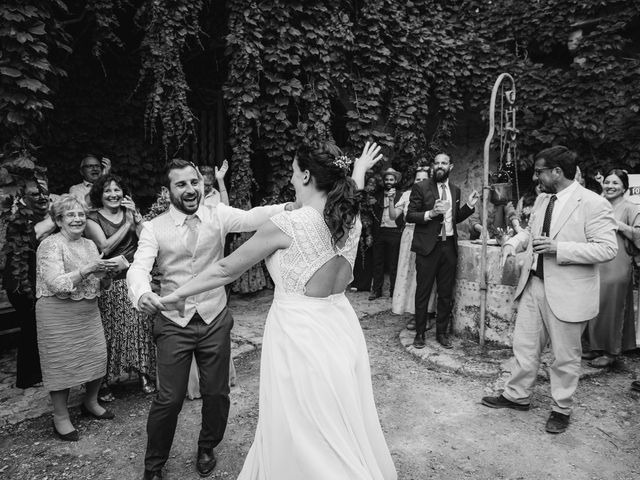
[1,310,640,480]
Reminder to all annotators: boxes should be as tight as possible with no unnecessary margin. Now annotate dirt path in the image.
[2,311,640,480]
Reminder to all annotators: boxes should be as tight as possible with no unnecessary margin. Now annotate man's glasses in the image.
[534,167,553,176]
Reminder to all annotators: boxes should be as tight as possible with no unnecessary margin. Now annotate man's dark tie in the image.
[440,183,447,241]
[535,194,557,278]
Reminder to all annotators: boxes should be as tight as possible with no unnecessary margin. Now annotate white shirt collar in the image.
[169,204,204,226]
[553,180,578,200]
[437,179,450,188]
[82,180,93,188]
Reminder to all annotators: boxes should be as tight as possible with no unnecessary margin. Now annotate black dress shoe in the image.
[81,403,115,420]
[53,423,79,442]
[631,380,640,392]
[413,333,426,349]
[143,469,163,480]
[481,394,530,411]
[196,447,217,477]
[436,334,453,349]
[368,291,382,301]
[545,411,570,434]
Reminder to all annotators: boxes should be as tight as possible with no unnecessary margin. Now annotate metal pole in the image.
[480,73,515,347]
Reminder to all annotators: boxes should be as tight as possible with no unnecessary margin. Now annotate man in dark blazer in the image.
[369,167,405,300]
[406,154,479,349]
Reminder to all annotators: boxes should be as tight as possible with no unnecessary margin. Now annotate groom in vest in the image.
[128,159,291,480]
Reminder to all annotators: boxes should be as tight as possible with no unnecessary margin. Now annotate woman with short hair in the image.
[36,194,116,441]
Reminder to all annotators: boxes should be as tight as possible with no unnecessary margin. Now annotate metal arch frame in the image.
[479,73,516,347]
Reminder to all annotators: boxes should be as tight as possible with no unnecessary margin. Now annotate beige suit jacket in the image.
[506,183,617,322]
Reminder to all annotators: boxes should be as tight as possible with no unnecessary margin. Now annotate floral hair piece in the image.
[333,155,353,172]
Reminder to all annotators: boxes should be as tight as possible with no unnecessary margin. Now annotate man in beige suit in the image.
[482,146,617,434]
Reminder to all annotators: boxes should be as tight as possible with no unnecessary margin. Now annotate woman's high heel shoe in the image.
[80,403,115,420]
[98,385,115,403]
[53,422,79,442]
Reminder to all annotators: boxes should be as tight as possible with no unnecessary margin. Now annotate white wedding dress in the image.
[237,206,397,480]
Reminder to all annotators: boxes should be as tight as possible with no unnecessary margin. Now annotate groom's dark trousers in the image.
[145,308,234,472]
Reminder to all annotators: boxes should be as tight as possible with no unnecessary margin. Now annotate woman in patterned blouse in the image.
[35,195,117,441]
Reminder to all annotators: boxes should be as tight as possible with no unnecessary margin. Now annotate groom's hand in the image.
[159,294,187,318]
[139,292,164,316]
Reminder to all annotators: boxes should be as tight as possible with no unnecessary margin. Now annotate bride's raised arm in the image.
[160,221,291,311]
[351,141,383,189]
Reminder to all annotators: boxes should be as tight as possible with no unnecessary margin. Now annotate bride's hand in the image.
[353,142,383,172]
[159,294,186,317]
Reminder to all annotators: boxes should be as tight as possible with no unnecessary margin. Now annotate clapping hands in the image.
[86,257,120,279]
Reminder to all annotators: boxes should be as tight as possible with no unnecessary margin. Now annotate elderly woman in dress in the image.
[36,195,117,441]
[584,169,640,367]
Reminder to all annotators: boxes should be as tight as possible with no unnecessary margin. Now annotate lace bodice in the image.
[36,233,102,300]
[267,207,361,294]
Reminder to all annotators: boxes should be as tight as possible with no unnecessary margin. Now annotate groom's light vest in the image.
[150,208,228,326]
[128,203,284,327]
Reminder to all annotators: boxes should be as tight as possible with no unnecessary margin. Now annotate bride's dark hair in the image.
[296,142,359,246]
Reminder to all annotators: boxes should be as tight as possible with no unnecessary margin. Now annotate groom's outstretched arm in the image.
[127,222,159,308]
[217,203,288,236]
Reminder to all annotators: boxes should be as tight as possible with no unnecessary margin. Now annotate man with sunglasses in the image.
[482,146,617,434]
[69,155,111,207]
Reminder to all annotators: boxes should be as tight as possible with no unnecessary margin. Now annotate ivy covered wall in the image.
[1,0,639,209]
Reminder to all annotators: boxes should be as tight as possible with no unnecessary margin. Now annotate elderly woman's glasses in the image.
[63,212,86,219]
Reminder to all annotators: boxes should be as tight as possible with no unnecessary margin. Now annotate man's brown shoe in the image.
[481,394,530,411]
[545,411,570,434]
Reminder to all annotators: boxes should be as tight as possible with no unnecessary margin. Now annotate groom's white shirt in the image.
[127,202,285,327]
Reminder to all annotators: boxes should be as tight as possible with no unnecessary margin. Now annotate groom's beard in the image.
[171,190,202,214]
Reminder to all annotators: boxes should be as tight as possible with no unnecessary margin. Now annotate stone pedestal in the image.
[453,240,518,346]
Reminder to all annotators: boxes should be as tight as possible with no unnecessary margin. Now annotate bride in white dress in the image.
[160,142,397,480]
